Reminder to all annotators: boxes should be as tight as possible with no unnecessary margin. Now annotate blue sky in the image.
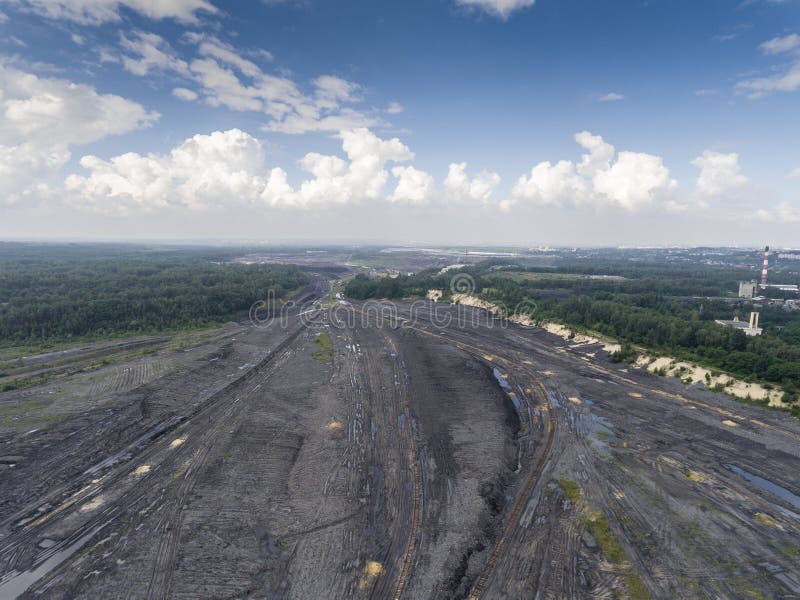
[0,0,799,245]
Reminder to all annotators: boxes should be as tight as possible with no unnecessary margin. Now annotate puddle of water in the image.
[493,368,520,409]
[546,390,561,408]
[575,409,617,458]
[723,464,800,511]
[0,523,107,598]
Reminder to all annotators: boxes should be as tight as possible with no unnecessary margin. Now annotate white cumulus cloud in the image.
[267,128,415,206]
[64,128,422,213]
[598,92,624,102]
[0,63,158,204]
[444,162,501,203]
[507,131,676,211]
[6,0,217,24]
[455,0,535,20]
[691,150,748,197]
[66,129,267,213]
[390,166,434,205]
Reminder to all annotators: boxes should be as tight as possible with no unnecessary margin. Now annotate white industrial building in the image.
[715,312,762,336]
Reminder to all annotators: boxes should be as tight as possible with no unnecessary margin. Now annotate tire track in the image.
[466,379,556,600]
[0,287,325,598]
[381,334,422,600]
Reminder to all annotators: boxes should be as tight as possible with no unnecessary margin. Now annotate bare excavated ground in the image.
[2,290,800,599]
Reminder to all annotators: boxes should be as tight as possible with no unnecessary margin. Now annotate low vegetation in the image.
[312,332,334,362]
[559,478,581,503]
[583,511,626,564]
[557,478,651,599]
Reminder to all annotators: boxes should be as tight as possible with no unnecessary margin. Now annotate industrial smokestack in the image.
[760,245,770,288]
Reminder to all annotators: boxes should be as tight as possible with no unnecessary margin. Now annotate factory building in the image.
[738,281,757,298]
[715,312,762,336]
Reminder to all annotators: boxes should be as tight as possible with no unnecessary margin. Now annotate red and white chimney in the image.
[760,245,770,288]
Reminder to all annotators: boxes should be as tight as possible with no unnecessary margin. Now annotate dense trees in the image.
[0,244,307,343]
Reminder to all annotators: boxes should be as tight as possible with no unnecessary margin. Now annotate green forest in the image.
[345,259,800,411]
[0,243,308,344]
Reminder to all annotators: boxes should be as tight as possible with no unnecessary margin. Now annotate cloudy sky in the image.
[0,0,799,246]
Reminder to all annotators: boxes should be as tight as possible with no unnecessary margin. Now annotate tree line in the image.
[0,245,307,343]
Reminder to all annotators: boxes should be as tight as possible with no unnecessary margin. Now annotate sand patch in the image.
[568,396,582,405]
[722,419,739,427]
[326,421,343,430]
[687,470,706,483]
[169,436,186,449]
[754,512,782,529]
[541,323,621,353]
[133,465,151,476]
[426,289,443,302]
[451,293,498,312]
[359,560,385,589]
[80,496,104,512]
[636,355,785,407]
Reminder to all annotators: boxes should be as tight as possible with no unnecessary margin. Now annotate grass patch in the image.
[312,332,334,362]
[623,573,652,600]
[559,479,582,503]
[583,511,626,564]
[578,509,653,599]
[173,458,193,480]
